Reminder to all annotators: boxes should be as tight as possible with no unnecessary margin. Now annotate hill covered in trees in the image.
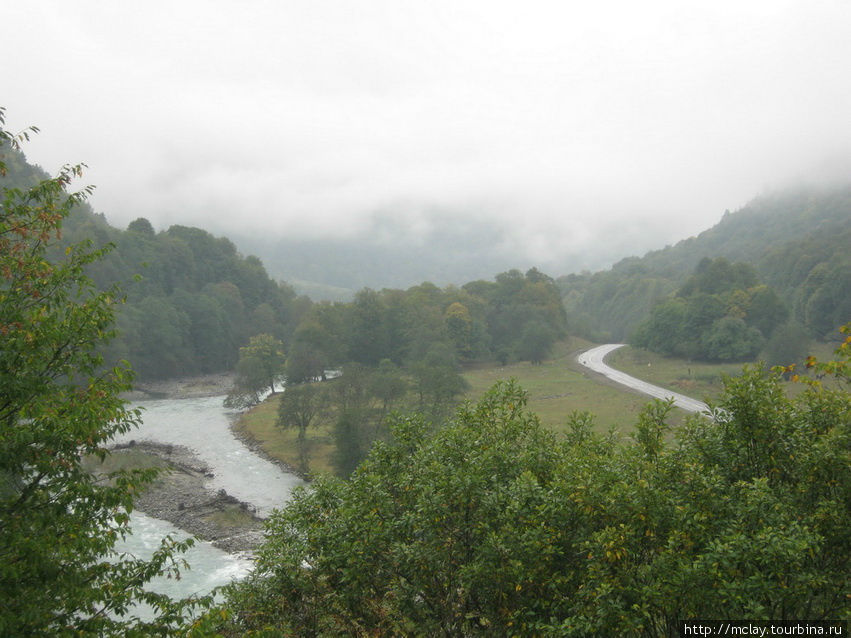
[1,142,310,379]
[7,136,848,382]
[2,142,568,381]
[631,257,788,361]
[559,186,851,345]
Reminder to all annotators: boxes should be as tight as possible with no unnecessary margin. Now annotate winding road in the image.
[577,344,710,414]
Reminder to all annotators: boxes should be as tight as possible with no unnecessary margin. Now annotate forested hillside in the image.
[1,143,310,379]
[10,136,846,381]
[2,143,568,381]
[559,186,851,343]
[631,258,787,361]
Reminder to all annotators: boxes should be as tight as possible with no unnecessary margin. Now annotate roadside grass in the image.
[607,340,839,402]
[462,338,693,435]
[605,346,743,403]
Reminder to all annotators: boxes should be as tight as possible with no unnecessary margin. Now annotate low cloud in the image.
[5,1,851,274]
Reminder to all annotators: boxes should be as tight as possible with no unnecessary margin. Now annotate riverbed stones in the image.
[98,442,265,553]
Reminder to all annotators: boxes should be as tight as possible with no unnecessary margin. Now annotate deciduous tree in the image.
[0,109,196,636]
[225,333,286,408]
[277,382,327,471]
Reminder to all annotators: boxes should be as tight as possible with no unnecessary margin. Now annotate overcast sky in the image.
[5,1,851,270]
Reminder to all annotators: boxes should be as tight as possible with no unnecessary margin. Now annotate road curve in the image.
[577,344,710,414]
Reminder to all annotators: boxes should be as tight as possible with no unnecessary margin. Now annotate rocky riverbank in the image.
[229,417,312,481]
[122,372,235,401]
[97,441,266,554]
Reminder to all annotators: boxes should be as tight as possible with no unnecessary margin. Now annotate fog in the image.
[5,1,851,275]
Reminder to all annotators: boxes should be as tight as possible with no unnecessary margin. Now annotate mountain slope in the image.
[558,185,851,341]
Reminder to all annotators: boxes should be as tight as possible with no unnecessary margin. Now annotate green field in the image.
[607,340,839,400]
[230,336,847,477]
[605,345,744,403]
[462,338,702,434]
[235,338,715,475]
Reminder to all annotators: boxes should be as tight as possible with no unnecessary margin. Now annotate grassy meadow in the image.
[461,338,691,434]
[233,395,337,477]
[234,335,841,477]
[233,337,723,476]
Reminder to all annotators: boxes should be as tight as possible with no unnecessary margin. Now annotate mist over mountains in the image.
[228,208,689,300]
[228,184,851,304]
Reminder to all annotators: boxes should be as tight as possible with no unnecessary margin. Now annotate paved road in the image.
[577,344,710,414]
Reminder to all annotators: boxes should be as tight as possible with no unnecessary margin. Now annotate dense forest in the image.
[631,257,788,362]
[1,143,566,382]
[559,186,851,346]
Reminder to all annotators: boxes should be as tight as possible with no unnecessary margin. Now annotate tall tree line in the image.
[1,142,310,379]
[4,142,568,382]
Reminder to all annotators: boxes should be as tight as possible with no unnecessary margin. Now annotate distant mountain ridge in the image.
[227,229,539,302]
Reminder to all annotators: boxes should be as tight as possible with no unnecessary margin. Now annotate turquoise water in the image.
[113,394,303,603]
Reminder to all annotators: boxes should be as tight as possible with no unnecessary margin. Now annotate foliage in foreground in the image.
[209,342,851,636]
[0,110,201,636]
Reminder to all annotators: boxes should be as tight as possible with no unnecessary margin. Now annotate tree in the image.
[328,365,378,476]
[515,319,556,364]
[700,315,764,361]
[445,301,473,359]
[410,344,469,418]
[346,289,389,365]
[285,339,326,385]
[127,216,155,235]
[0,109,196,635]
[224,333,286,408]
[277,382,327,472]
[631,298,688,356]
[761,321,810,368]
[332,407,371,478]
[744,284,788,337]
[369,358,407,417]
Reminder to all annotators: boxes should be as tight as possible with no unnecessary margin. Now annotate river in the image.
[113,394,304,601]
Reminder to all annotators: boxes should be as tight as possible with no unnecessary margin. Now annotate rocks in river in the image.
[101,443,265,553]
[122,372,235,400]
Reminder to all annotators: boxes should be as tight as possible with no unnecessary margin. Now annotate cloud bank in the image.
[5,1,851,270]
